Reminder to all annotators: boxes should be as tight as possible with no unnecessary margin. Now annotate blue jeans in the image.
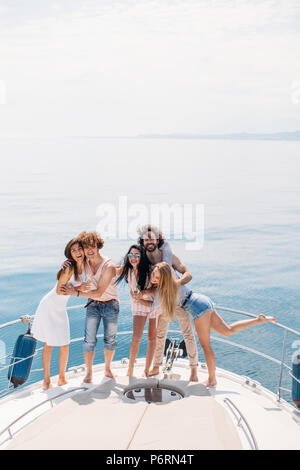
[84,300,119,352]
[182,292,215,321]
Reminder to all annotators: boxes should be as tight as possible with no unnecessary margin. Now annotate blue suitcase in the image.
[292,354,300,409]
[8,327,37,388]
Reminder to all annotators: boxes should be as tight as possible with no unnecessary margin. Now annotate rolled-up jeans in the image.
[83,299,119,352]
[153,305,198,368]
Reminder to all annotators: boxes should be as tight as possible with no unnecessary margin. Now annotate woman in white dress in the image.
[32,238,88,390]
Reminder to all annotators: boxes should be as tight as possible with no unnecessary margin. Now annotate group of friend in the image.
[32,225,276,391]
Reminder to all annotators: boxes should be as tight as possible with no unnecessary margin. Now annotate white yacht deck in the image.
[1,359,299,450]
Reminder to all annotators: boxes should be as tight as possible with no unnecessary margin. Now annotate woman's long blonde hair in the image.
[154,262,179,321]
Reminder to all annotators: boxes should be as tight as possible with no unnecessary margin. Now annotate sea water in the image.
[0,137,299,400]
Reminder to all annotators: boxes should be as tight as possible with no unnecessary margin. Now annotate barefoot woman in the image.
[116,245,159,377]
[32,239,87,390]
[138,225,199,382]
[150,262,276,387]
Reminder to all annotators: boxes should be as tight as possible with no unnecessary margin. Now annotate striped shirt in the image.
[128,270,158,318]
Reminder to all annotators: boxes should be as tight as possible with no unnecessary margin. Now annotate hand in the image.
[78,282,91,293]
[130,289,142,301]
[115,265,123,275]
[59,285,77,296]
[61,259,72,270]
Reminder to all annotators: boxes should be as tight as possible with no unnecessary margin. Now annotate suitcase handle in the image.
[20,315,32,335]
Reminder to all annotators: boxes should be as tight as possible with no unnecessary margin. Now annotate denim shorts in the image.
[182,292,215,321]
[84,299,119,352]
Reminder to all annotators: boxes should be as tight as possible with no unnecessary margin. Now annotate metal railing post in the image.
[277,329,288,402]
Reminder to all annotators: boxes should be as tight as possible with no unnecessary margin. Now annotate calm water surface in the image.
[0,138,299,401]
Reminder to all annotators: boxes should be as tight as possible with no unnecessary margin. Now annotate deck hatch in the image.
[124,386,183,403]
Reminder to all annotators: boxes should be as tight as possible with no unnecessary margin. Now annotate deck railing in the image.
[0,387,89,442]
[0,304,299,404]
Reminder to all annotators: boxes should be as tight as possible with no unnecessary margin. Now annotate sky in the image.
[0,0,300,137]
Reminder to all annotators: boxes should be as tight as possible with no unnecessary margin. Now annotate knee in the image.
[223,328,233,337]
[84,328,98,352]
[131,334,143,346]
[104,334,117,350]
[154,327,166,345]
[200,343,214,354]
[183,331,196,341]
[156,329,167,341]
[148,332,157,343]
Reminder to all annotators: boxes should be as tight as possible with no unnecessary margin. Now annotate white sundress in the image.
[31,272,84,347]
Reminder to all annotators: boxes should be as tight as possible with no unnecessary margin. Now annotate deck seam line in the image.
[126,404,150,450]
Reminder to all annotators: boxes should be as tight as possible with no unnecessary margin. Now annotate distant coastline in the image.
[61,130,300,141]
[136,130,300,141]
[3,131,299,141]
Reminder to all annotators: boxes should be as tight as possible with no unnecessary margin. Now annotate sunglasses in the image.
[128,253,141,259]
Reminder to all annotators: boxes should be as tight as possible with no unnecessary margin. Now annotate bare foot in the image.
[203,378,217,388]
[42,380,53,391]
[257,314,277,324]
[58,378,68,386]
[148,366,160,377]
[142,370,149,378]
[104,370,116,379]
[189,371,199,382]
[83,374,93,383]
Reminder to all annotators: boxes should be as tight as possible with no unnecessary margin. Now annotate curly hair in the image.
[77,231,104,249]
[137,224,164,248]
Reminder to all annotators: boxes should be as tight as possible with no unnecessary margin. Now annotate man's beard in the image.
[145,244,157,252]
